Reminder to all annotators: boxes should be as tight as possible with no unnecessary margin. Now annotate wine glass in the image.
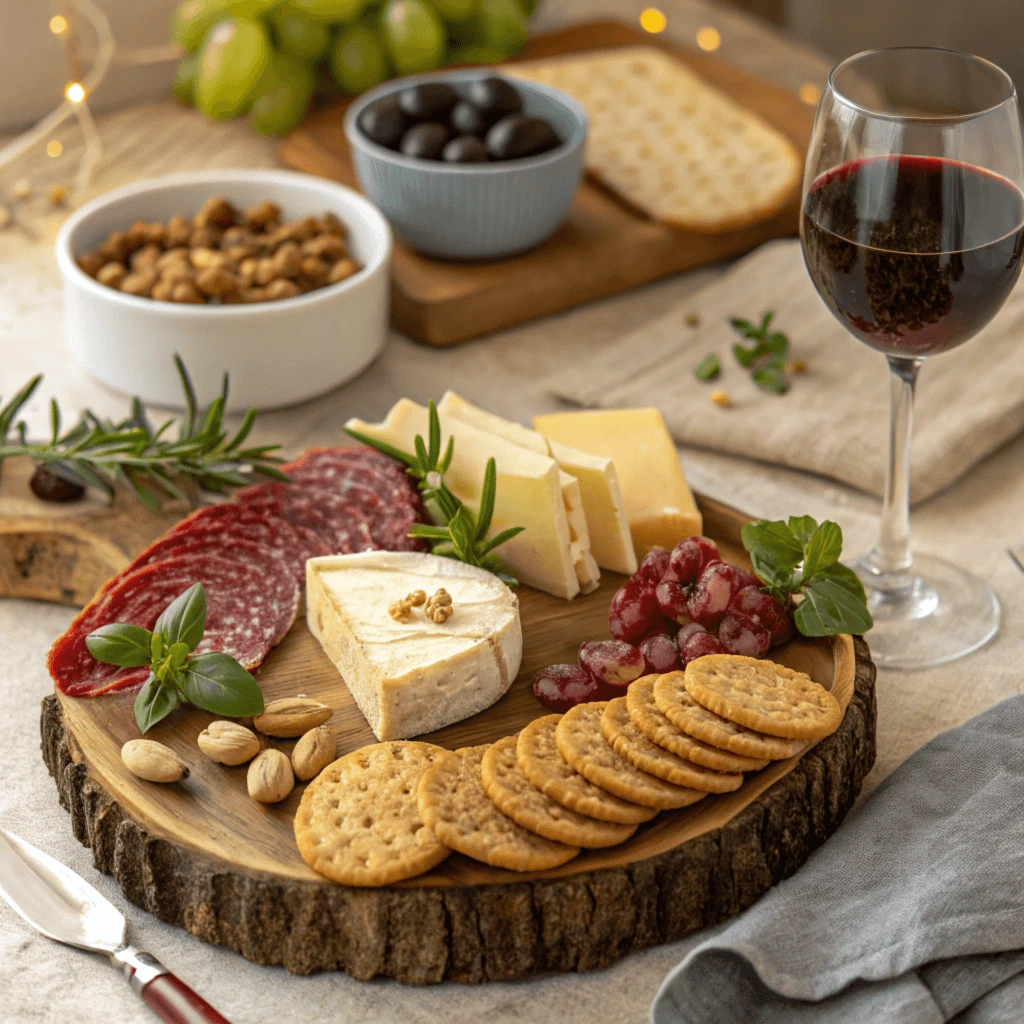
[800,48,1024,670]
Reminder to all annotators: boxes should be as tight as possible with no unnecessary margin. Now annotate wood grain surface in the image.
[278,21,817,346]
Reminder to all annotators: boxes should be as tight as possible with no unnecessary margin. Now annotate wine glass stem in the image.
[860,355,921,588]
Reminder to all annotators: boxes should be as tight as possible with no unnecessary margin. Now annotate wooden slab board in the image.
[15,455,876,981]
[278,21,817,346]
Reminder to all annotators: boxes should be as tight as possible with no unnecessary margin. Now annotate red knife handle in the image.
[141,973,233,1024]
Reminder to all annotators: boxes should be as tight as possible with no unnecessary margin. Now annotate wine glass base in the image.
[851,553,1000,670]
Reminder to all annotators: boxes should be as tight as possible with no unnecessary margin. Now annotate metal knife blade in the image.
[0,827,125,954]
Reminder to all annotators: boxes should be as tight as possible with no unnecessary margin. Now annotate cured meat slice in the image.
[48,551,300,697]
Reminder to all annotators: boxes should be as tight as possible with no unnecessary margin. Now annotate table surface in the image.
[3,3,1022,1022]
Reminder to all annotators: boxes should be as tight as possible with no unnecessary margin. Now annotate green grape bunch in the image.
[171,0,536,137]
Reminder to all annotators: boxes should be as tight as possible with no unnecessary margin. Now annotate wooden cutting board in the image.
[22,456,876,983]
[277,21,817,346]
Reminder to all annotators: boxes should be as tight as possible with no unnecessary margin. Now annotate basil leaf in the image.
[85,623,154,668]
[179,652,264,717]
[733,343,759,368]
[788,515,819,545]
[694,354,721,381]
[794,568,874,637]
[742,520,805,575]
[134,673,179,733]
[801,521,843,582]
[760,311,774,332]
[752,368,789,394]
[155,582,206,651]
[749,550,797,592]
[729,317,754,332]
[766,331,789,356]
[823,561,869,604]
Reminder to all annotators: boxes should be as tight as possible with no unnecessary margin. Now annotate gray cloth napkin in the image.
[650,693,1024,1024]
[547,239,1024,504]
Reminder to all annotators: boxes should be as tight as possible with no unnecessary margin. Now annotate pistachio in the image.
[254,697,333,738]
[247,748,294,803]
[291,725,337,781]
[197,720,261,765]
[121,739,189,783]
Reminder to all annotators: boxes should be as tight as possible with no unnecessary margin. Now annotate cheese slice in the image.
[533,408,702,559]
[563,472,601,594]
[307,552,522,741]
[438,392,636,576]
[347,399,580,599]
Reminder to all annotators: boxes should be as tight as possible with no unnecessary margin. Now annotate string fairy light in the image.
[639,8,668,34]
[696,26,722,52]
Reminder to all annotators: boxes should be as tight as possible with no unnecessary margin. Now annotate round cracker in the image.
[653,672,804,760]
[294,740,450,886]
[417,744,579,872]
[482,736,636,849]
[601,697,743,793]
[517,715,657,825]
[627,676,768,773]
[685,655,842,740]
[555,703,706,811]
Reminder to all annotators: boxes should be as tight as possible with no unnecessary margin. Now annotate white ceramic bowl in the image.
[56,169,393,412]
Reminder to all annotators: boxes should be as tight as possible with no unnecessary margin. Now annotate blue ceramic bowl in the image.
[344,69,588,261]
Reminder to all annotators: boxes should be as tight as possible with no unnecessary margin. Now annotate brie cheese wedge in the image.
[306,552,523,741]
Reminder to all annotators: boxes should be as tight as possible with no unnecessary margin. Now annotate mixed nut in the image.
[77,197,362,305]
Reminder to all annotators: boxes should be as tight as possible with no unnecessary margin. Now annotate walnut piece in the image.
[424,588,453,624]
[388,590,427,622]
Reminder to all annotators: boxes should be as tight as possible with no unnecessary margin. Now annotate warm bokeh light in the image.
[696,26,721,52]
[46,140,63,158]
[799,82,823,105]
[639,8,667,33]
[49,15,68,34]
[65,81,86,103]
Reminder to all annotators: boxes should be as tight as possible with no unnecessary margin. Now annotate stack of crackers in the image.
[293,654,842,886]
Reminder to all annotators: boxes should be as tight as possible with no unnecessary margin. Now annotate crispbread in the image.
[627,675,768,773]
[653,671,804,760]
[685,655,842,740]
[517,715,657,825]
[555,702,706,810]
[417,744,579,871]
[482,736,637,848]
[294,740,450,886]
[601,697,743,793]
[508,46,801,233]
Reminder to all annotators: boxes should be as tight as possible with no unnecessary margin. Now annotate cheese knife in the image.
[0,826,233,1024]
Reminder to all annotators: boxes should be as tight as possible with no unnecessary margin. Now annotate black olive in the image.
[400,122,450,161]
[357,97,406,150]
[464,77,523,124]
[30,465,85,502]
[442,135,489,163]
[449,100,488,138]
[485,115,560,161]
[396,83,459,122]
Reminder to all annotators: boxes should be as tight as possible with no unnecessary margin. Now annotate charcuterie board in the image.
[278,21,817,346]
[14,451,876,983]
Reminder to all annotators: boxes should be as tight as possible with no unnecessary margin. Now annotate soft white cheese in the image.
[306,552,522,741]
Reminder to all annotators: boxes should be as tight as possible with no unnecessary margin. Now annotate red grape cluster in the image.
[532,536,794,714]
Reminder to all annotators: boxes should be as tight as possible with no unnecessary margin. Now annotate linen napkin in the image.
[651,693,1024,1024]
[547,239,1024,504]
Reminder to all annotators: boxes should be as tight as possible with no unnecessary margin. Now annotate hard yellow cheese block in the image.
[347,399,581,600]
[439,392,637,576]
[533,408,702,560]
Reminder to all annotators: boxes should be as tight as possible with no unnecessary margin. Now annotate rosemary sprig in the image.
[345,401,525,585]
[0,356,288,511]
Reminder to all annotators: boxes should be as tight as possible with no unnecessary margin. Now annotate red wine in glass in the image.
[803,155,1024,357]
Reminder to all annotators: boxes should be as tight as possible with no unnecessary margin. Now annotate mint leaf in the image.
[766,332,789,356]
[760,311,774,332]
[795,567,874,636]
[134,673,179,733]
[733,343,759,368]
[86,623,153,667]
[742,520,805,573]
[729,317,754,332]
[752,368,789,394]
[155,582,207,651]
[179,652,264,717]
[788,515,818,544]
[695,353,721,381]
[800,521,843,582]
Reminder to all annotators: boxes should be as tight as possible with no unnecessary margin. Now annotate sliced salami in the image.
[49,551,300,697]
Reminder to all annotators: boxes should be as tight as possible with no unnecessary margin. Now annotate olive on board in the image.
[442,135,489,163]
[485,115,560,160]
[30,465,85,502]
[464,77,523,123]
[357,97,406,150]
[449,100,488,138]
[400,123,450,160]
[397,83,459,122]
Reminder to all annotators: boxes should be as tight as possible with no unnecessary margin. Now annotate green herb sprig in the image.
[86,583,264,733]
[730,311,790,394]
[345,401,524,585]
[0,356,288,511]
[741,516,874,637]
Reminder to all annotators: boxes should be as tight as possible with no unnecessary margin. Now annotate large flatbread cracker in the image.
[509,46,801,233]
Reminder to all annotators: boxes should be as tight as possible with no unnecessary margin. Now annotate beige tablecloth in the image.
[3,4,1024,1023]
